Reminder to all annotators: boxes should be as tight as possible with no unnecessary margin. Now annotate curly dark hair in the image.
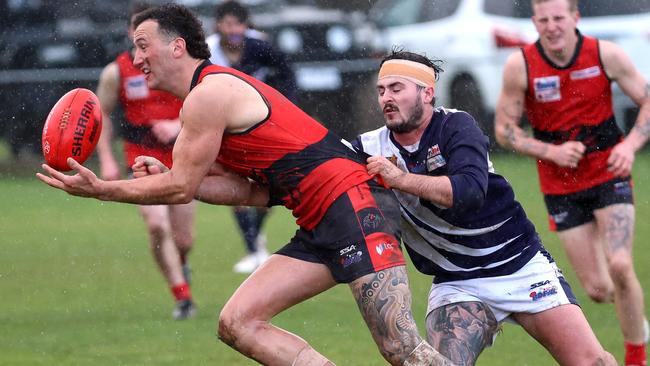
[215,1,249,23]
[134,3,211,60]
[380,47,444,106]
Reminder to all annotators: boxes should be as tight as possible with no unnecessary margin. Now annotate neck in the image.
[169,58,206,99]
[392,107,434,147]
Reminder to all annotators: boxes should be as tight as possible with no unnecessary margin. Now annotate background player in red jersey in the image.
[37,4,453,365]
[495,0,650,364]
[95,2,196,320]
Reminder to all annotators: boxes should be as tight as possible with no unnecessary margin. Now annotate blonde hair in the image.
[531,0,578,12]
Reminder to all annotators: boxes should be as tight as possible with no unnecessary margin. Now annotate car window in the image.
[578,0,650,16]
[484,0,532,18]
[369,0,423,28]
[421,0,460,22]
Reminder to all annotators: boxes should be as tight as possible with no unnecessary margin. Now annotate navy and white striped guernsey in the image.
[353,107,543,283]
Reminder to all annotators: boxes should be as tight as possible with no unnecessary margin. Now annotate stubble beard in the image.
[386,97,424,134]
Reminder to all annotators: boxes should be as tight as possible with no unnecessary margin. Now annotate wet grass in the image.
[1,150,650,365]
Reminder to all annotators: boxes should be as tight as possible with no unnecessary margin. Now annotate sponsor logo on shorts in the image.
[339,244,357,255]
[551,211,568,224]
[534,76,561,103]
[375,242,395,256]
[613,181,631,196]
[529,280,551,290]
[529,285,558,301]
[340,250,363,268]
[362,213,382,230]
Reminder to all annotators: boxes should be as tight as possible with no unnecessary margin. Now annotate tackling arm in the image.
[95,62,122,180]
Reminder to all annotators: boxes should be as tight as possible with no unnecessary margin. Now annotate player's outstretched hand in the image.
[132,156,169,178]
[36,158,103,198]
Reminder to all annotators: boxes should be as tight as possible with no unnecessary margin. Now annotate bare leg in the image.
[425,302,498,366]
[168,201,196,258]
[595,204,646,343]
[138,205,184,286]
[513,304,616,365]
[349,266,454,366]
[218,255,337,365]
[558,223,614,303]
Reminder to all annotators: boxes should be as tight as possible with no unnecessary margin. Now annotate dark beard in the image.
[386,98,424,134]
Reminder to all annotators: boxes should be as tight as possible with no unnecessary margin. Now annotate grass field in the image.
[2,150,650,365]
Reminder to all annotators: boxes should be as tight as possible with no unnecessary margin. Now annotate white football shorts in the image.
[426,250,578,324]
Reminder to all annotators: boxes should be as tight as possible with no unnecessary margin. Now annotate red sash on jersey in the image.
[523,32,622,195]
[192,62,371,229]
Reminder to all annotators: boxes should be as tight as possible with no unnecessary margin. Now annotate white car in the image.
[365,0,650,141]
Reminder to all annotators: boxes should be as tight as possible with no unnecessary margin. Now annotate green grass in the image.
[2,151,650,365]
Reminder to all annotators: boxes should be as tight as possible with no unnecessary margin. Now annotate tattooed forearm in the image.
[605,204,635,253]
[631,116,650,139]
[426,302,498,366]
[350,267,421,365]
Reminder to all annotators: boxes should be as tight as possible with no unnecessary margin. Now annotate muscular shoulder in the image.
[502,51,527,90]
[187,73,268,131]
[598,40,636,80]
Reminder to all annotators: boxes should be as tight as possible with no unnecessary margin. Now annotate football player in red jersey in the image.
[495,0,650,364]
[95,2,196,320]
[37,4,453,365]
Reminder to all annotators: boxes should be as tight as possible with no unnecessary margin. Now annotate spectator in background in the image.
[95,1,197,320]
[495,0,650,364]
[206,0,298,274]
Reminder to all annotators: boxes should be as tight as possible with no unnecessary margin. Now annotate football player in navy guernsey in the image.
[352,50,616,366]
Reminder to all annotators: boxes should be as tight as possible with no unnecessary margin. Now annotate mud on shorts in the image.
[544,177,634,232]
[426,250,578,342]
[276,180,406,283]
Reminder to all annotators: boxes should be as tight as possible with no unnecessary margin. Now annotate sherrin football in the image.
[42,88,102,171]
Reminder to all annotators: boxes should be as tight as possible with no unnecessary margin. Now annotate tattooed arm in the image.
[349,267,454,366]
[494,52,585,168]
[426,302,499,366]
[600,40,650,177]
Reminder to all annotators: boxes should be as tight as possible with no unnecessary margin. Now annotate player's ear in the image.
[171,37,186,57]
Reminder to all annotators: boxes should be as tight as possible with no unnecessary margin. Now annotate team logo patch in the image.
[124,75,150,100]
[570,66,601,80]
[530,285,558,301]
[362,213,382,230]
[534,76,561,103]
[340,248,363,268]
[426,144,446,171]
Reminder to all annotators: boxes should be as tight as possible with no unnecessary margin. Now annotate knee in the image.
[145,221,168,242]
[174,233,194,253]
[217,305,262,350]
[584,284,614,303]
[608,254,635,285]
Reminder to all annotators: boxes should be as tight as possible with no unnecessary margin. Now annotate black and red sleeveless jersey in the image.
[115,51,182,167]
[522,32,623,195]
[190,61,372,230]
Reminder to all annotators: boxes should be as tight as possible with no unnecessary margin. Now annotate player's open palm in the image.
[37,158,103,198]
[608,141,635,177]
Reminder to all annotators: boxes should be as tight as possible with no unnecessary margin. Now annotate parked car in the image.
[184,0,380,139]
[364,0,650,142]
[0,0,128,156]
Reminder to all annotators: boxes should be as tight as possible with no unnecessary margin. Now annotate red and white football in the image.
[41,88,102,171]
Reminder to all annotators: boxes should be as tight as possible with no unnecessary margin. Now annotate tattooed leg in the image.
[595,203,646,343]
[349,266,453,366]
[425,302,498,366]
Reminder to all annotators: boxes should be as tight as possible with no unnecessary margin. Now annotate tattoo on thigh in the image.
[426,302,499,366]
[606,206,634,252]
[350,267,420,362]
